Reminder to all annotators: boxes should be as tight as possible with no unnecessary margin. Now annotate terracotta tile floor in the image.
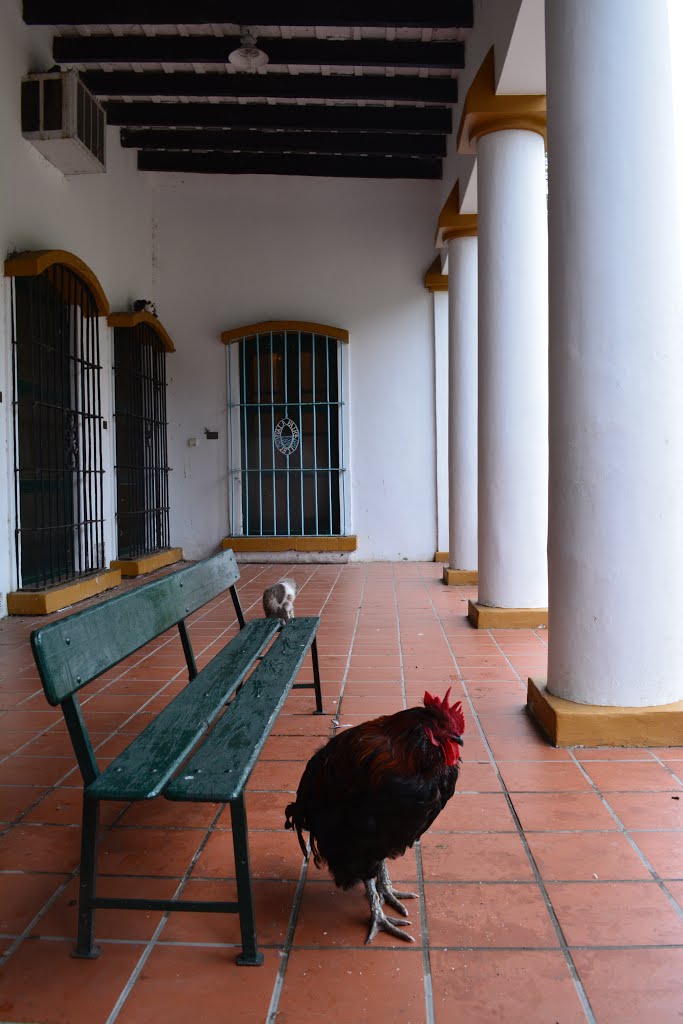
[1,561,682,1023]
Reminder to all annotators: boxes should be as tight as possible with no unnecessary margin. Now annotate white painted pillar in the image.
[546,0,683,706]
[446,234,478,572]
[432,288,450,556]
[477,128,548,608]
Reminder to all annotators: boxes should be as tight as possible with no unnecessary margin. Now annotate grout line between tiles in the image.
[105,802,226,1024]
[265,855,310,1024]
[422,585,598,1024]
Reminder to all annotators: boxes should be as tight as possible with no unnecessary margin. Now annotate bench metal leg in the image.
[230,794,264,966]
[73,798,101,959]
[311,638,324,714]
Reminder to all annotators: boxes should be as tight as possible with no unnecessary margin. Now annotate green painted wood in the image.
[87,618,280,800]
[31,549,241,706]
[166,617,320,803]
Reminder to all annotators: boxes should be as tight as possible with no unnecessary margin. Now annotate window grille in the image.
[11,266,105,589]
[113,323,170,559]
[227,328,346,537]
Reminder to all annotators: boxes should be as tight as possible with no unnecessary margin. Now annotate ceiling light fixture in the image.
[228,27,269,73]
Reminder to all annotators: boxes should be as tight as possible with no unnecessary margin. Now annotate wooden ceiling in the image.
[23,2,474,179]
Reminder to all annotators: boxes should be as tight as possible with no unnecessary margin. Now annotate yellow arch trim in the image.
[4,249,110,315]
[108,311,176,353]
[221,320,349,345]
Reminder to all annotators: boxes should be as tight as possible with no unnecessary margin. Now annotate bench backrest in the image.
[31,549,241,706]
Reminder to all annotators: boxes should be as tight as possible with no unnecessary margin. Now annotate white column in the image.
[546,0,683,706]
[477,128,548,608]
[432,289,450,555]
[447,234,478,571]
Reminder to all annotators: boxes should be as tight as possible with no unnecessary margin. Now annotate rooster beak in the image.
[452,735,464,747]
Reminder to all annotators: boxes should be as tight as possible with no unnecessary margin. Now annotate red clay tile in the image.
[276,948,427,1023]
[99,826,204,876]
[430,950,587,1024]
[0,937,144,1024]
[573,948,683,1023]
[630,831,683,878]
[454,761,501,791]
[0,824,81,873]
[420,832,535,882]
[498,761,592,792]
[547,881,683,945]
[511,792,620,831]
[603,791,683,829]
[431,792,517,832]
[0,872,68,936]
[582,760,683,791]
[115,945,281,1024]
[191,828,304,881]
[526,830,652,881]
[425,882,558,948]
[574,748,656,761]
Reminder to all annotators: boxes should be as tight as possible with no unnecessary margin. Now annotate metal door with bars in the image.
[11,265,105,590]
[227,325,347,537]
[113,323,170,560]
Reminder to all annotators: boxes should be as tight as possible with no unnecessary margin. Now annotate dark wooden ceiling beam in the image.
[25,2,473,29]
[106,101,452,133]
[83,70,457,103]
[55,35,464,69]
[137,149,442,178]
[120,127,447,157]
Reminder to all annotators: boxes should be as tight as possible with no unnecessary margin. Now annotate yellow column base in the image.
[7,569,122,616]
[111,547,183,578]
[467,600,548,629]
[527,677,683,748]
[434,550,449,563]
[443,567,478,586]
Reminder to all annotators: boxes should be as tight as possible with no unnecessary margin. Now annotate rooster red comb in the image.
[423,688,465,734]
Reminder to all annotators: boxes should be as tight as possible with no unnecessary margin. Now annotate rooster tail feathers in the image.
[285,800,315,862]
[423,687,466,735]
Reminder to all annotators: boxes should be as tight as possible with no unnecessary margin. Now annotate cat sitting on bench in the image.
[262,579,298,623]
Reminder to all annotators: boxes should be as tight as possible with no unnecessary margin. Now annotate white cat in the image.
[262,578,297,623]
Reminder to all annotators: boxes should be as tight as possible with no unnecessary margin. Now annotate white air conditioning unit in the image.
[21,71,106,174]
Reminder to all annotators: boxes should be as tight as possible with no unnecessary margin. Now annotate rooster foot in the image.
[364,879,415,944]
[377,861,418,917]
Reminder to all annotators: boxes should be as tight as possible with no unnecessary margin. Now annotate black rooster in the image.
[285,688,465,942]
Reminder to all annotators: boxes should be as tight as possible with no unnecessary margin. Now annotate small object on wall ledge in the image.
[188,437,199,447]
[204,428,219,440]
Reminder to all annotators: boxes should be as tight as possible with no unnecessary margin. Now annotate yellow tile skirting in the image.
[467,600,548,629]
[110,547,184,578]
[222,535,357,553]
[527,678,683,748]
[443,567,478,585]
[7,569,122,616]
[434,550,449,563]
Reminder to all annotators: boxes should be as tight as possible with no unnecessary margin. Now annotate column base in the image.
[434,550,449,563]
[443,567,478,586]
[467,600,548,629]
[527,677,683,747]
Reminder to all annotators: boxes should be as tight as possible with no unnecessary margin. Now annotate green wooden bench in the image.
[30,549,322,966]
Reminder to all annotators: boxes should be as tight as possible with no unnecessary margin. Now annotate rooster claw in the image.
[364,878,415,944]
[377,861,418,917]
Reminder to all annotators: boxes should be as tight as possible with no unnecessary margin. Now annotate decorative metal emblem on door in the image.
[274,417,300,456]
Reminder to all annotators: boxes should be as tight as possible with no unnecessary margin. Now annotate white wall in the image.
[151,173,440,561]
[0,1,153,612]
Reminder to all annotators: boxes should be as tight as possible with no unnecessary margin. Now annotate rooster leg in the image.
[364,878,415,944]
[377,860,418,916]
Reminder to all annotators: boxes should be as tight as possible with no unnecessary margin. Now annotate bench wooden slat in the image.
[31,549,241,706]
[87,618,280,801]
[165,617,319,804]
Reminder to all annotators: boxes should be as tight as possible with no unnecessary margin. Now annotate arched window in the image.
[221,321,348,539]
[5,250,108,590]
